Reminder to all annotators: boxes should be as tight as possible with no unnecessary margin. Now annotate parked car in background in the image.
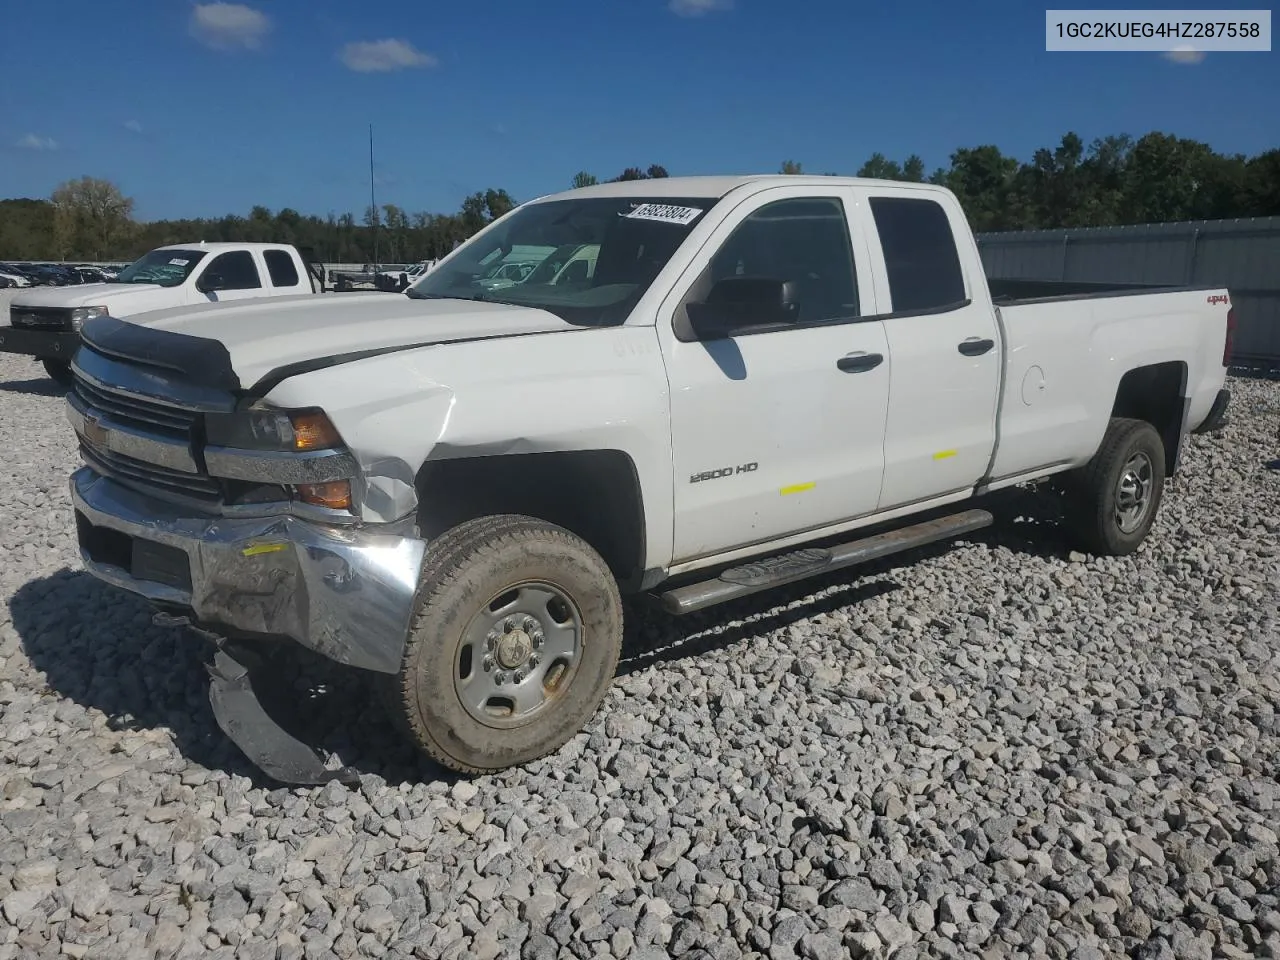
[374,259,437,292]
[27,264,80,285]
[55,175,1232,783]
[0,241,326,384]
[71,266,111,284]
[0,264,34,287]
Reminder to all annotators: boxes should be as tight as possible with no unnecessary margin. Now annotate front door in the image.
[854,187,1002,510]
[193,250,270,303]
[658,186,891,564]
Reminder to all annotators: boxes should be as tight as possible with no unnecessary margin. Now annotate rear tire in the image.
[387,514,623,774]
[1065,417,1166,556]
[42,359,73,386]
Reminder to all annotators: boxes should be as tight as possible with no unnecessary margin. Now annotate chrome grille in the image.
[79,441,221,503]
[72,370,198,437]
[11,306,71,330]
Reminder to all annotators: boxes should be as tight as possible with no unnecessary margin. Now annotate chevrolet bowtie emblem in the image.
[82,412,108,447]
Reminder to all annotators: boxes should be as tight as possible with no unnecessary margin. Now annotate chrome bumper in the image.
[70,467,426,674]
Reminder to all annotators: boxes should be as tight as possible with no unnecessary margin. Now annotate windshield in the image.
[406,196,719,325]
[115,249,208,287]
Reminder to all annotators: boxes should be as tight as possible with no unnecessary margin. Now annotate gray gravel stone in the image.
[0,345,1276,960]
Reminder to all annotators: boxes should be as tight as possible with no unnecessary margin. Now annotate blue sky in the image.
[2,0,1276,221]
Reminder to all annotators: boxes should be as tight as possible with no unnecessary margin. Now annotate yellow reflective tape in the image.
[932,450,957,461]
[779,482,815,496]
[241,543,288,557]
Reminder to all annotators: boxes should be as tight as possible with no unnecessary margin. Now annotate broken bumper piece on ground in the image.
[203,636,360,787]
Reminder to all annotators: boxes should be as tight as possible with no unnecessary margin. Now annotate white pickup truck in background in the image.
[60,175,1232,783]
[0,241,324,384]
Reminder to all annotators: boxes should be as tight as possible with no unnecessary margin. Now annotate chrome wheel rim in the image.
[454,581,583,728]
[1115,451,1154,533]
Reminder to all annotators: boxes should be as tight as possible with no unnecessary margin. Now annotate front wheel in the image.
[42,359,74,386]
[1065,417,1166,556]
[387,515,623,774]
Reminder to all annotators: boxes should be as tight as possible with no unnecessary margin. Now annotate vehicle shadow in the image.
[11,492,1074,788]
[0,377,65,398]
[10,569,440,790]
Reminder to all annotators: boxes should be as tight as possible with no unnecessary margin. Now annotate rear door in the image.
[658,185,891,563]
[854,188,1001,510]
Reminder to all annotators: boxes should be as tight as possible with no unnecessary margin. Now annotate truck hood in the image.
[86,292,581,390]
[11,282,164,310]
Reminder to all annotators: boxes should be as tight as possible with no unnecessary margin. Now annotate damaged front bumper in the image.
[71,467,428,784]
[71,467,427,674]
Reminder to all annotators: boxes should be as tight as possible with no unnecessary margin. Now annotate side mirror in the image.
[686,276,799,339]
[197,272,226,293]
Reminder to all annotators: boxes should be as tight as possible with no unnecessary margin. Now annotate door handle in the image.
[836,352,884,373]
[958,337,995,357]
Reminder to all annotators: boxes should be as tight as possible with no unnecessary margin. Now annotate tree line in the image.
[2,131,1277,263]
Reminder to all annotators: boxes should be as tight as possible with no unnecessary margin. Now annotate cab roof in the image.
[153,242,299,253]
[533,174,948,202]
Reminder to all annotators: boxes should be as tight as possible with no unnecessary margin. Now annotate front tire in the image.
[1065,417,1166,556]
[42,359,73,386]
[389,515,623,774]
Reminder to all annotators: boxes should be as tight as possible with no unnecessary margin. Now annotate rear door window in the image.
[868,196,966,312]
[264,250,300,288]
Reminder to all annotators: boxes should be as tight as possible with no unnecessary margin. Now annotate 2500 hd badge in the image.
[691,462,758,483]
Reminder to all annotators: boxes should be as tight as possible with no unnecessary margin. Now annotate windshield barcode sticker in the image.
[624,204,703,226]
[169,259,189,266]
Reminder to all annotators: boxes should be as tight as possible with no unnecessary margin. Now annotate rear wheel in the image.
[388,514,623,774]
[42,359,73,387]
[1065,417,1166,556]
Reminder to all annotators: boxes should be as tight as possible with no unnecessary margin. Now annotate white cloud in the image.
[340,38,436,72]
[16,134,57,151]
[190,3,270,52]
[124,119,143,134]
[669,0,733,16]
[1163,45,1206,64]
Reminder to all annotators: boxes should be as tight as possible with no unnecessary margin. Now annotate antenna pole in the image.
[369,123,379,267]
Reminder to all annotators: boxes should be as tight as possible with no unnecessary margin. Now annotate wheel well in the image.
[415,450,647,591]
[1109,361,1188,474]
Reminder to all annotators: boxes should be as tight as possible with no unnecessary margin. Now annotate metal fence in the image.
[975,217,1280,372]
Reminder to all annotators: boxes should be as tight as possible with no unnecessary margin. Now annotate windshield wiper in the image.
[407,289,491,303]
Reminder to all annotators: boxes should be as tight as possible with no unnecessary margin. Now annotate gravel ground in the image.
[1,330,1278,960]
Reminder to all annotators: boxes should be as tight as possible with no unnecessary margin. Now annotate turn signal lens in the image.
[289,411,343,451]
[295,481,352,510]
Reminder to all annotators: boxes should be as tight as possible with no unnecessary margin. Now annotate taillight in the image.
[1223,306,1235,367]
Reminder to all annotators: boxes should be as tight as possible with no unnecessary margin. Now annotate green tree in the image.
[484,188,516,220]
[856,153,903,180]
[1120,132,1220,223]
[50,176,135,260]
[937,145,1029,231]
[572,171,598,188]
[779,159,803,174]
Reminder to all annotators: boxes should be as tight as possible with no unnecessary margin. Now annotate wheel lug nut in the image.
[494,671,507,686]
[514,669,526,683]
[529,654,540,668]
[482,656,493,672]
[532,636,543,649]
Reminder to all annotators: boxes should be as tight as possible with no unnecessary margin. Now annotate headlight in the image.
[69,306,109,328]
[205,404,344,452]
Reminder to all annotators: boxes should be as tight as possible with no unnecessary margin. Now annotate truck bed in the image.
[986,276,1217,305]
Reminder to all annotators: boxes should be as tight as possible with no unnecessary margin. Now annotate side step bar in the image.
[657,508,993,615]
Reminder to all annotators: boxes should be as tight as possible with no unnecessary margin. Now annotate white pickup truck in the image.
[61,176,1233,783]
[0,241,323,385]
